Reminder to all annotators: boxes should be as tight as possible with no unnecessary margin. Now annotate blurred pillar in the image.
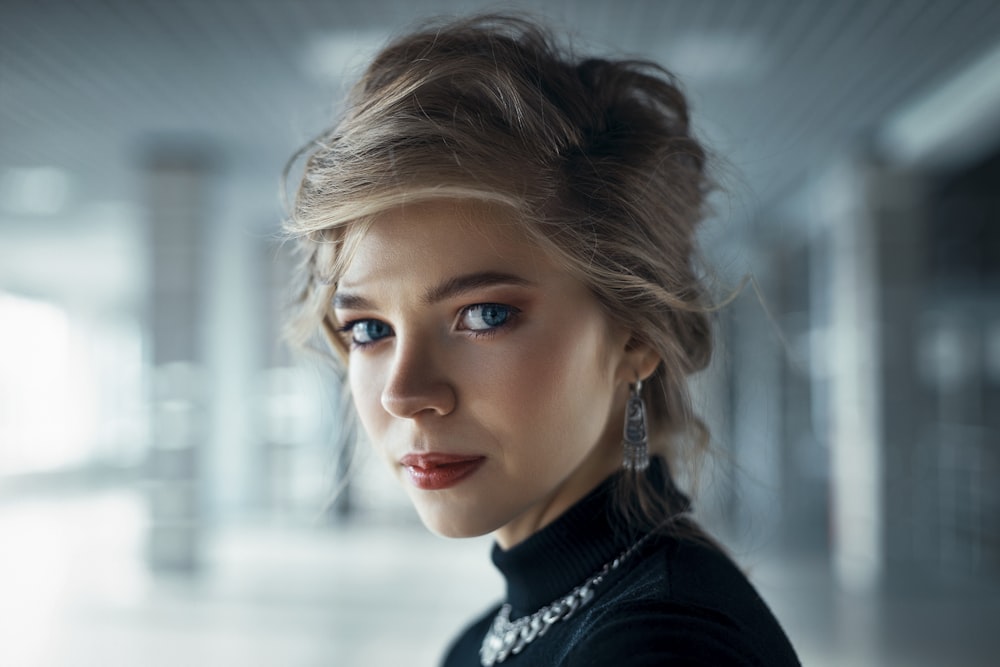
[821,158,925,591]
[202,199,264,520]
[143,148,213,572]
[824,159,883,591]
[868,167,928,583]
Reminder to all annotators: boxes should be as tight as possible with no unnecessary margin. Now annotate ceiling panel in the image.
[1,0,999,231]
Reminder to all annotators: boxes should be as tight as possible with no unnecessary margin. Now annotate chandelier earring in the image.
[622,378,650,471]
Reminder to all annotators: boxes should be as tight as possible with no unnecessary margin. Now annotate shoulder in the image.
[564,537,800,667]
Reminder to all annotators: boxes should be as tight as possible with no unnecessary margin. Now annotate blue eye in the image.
[461,303,517,332]
[346,319,393,346]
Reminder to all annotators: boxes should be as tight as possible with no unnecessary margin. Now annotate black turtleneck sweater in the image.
[441,462,800,666]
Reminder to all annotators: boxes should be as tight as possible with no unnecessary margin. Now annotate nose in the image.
[380,336,457,419]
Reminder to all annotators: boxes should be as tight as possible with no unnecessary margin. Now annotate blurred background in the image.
[1,0,999,665]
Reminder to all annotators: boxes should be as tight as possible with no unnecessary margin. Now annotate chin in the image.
[413,504,498,539]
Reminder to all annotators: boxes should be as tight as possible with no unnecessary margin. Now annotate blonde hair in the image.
[285,13,716,530]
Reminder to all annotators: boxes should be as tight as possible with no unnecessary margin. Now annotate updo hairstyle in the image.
[285,14,717,529]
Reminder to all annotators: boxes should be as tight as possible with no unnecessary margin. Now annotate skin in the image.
[333,199,659,549]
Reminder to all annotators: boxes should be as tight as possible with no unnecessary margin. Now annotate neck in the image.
[493,442,621,549]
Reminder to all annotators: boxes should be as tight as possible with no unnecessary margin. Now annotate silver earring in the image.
[622,379,649,471]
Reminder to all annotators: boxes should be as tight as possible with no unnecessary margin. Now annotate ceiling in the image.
[3,0,1000,306]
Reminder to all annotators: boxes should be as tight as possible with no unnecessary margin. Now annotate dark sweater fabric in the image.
[442,462,800,667]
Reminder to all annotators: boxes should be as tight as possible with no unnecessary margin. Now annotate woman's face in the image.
[333,199,642,548]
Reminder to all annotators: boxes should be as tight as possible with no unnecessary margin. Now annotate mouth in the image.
[399,453,485,491]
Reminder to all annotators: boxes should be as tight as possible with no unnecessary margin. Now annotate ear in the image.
[615,332,661,384]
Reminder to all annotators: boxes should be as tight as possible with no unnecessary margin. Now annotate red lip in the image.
[400,453,485,491]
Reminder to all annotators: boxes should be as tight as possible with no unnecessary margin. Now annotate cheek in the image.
[481,321,615,435]
[347,358,386,437]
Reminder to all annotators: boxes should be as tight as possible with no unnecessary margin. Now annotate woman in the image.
[285,13,800,667]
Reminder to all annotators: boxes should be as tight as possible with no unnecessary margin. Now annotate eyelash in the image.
[335,303,521,350]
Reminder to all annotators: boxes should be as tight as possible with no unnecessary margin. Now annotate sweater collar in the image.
[490,460,669,616]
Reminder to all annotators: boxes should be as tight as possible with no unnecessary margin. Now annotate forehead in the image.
[337,199,546,288]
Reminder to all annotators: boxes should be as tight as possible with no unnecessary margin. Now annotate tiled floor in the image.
[1,489,998,666]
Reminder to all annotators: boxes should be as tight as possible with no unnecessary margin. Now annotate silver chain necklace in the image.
[479,532,654,666]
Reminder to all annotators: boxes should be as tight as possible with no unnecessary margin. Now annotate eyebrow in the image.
[332,271,535,310]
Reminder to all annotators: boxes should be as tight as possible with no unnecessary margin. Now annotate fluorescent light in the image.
[880,39,1000,168]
